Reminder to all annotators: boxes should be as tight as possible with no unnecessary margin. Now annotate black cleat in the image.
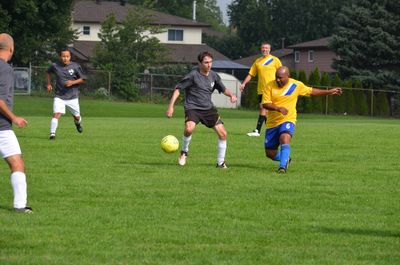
[14,206,33,213]
[75,123,83,133]
[49,134,56,140]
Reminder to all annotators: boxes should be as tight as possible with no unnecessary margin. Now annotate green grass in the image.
[0,96,399,265]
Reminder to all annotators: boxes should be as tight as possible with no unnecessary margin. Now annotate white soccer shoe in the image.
[178,151,188,166]
[247,129,260,137]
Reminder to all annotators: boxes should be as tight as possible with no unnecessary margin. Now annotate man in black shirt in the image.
[46,48,85,140]
[166,51,237,168]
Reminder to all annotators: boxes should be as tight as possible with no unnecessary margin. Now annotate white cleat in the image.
[178,151,188,166]
[247,129,260,137]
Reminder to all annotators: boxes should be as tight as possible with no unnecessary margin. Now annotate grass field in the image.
[0,96,399,265]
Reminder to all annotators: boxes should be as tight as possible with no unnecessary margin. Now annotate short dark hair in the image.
[59,47,71,55]
[198,51,213,63]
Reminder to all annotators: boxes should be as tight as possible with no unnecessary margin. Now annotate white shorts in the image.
[0,130,22,158]
[53,97,80,116]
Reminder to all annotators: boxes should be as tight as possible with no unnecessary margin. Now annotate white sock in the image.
[217,139,227,165]
[75,117,82,125]
[182,135,192,152]
[11,171,27,209]
[50,118,58,134]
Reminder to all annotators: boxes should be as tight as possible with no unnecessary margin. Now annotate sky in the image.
[216,0,232,25]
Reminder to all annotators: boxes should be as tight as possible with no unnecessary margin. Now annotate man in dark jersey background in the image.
[0,33,32,213]
[46,48,85,140]
[166,51,237,168]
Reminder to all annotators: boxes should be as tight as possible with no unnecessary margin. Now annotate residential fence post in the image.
[370,89,374,117]
[108,71,112,95]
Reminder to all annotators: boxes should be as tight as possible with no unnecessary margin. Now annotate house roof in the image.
[73,0,209,27]
[288,37,332,48]
[212,60,249,70]
[164,43,229,64]
[233,48,293,67]
[71,41,230,64]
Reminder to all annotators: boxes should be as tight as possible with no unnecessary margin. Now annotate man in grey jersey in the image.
[0,33,32,213]
[46,48,85,140]
[166,51,237,168]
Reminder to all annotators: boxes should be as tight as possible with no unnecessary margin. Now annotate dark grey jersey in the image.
[176,69,225,110]
[47,61,85,100]
[0,60,14,130]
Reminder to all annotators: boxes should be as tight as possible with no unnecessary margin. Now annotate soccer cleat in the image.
[178,151,188,166]
[247,129,260,137]
[14,206,33,213]
[75,123,83,133]
[277,167,286,174]
[216,161,228,169]
[49,133,56,140]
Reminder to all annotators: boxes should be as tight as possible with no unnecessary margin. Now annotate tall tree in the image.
[93,8,166,100]
[330,0,400,91]
[228,0,348,51]
[0,0,75,65]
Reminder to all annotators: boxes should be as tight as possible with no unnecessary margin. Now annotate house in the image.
[288,36,337,75]
[71,0,230,66]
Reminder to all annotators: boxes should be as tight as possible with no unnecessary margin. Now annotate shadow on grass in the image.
[315,226,400,238]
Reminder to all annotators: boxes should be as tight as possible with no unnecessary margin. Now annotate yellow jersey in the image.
[249,55,282,95]
[262,78,313,128]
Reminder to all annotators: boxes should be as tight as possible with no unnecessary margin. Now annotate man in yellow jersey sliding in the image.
[240,42,282,137]
[262,66,343,173]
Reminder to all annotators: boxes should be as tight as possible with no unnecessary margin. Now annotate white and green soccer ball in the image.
[160,135,179,153]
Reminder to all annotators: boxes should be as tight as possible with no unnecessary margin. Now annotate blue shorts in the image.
[264,122,295,150]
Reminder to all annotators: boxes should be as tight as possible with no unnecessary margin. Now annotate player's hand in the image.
[230,95,237,103]
[12,116,28,128]
[239,83,245,92]
[65,80,74,87]
[330,87,343,95]
[46,84,53,92]
[165,107,174,118]
[278,106,288,115]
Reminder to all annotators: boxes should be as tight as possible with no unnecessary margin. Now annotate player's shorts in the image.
[0,130,22,158]
[53,97,80,116]
[264,122,295,150]
[185,108,223,128]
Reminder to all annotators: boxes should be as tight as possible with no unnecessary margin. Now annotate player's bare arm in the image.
[223,89,237,103]
[262,103,288,115]
[46,73,53,92]
[239,74,252,92]
[166,88,180,118]
[0,100,27,128]
[65,78,85,87]
[311,87,343,96]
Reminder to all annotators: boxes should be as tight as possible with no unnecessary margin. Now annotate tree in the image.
[93,8,166,100]
[320,72,331,114]
[129,0,226,31]
[308,68,323,113]
[228,0,272,54]
[228,0,349,51]
[0,0,76,65]
[330,0,400,91]
[343,79,355,114]
[332,74,345,114]
[353,79,369,115]
[203,33,246,60]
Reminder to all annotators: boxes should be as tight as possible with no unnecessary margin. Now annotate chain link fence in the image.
[24,65,400,117]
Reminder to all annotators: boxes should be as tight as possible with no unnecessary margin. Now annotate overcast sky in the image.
[216,0,232,24]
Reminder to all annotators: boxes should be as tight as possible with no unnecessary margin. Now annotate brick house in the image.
[288,36,337,75]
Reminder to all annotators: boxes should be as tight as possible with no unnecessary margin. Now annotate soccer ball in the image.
[160,135,179,153]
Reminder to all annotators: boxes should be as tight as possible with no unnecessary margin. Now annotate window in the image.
[308,50,314,62]
[168,29,183,41]
[83,26,90,35]
[294,51,300,63]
